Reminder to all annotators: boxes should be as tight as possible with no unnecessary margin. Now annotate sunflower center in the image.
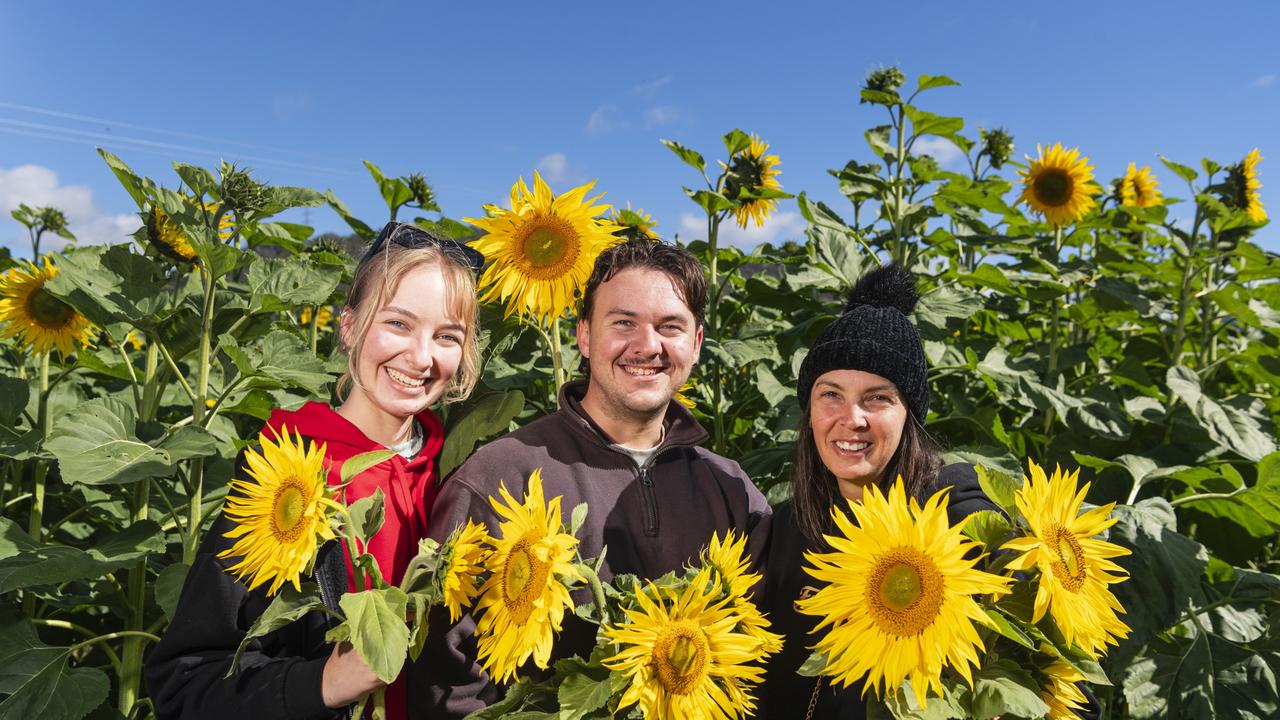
[1033,169,1074,207]
[501,534,550,624]
[518,219,581,279]
[271,482,308,541]
[1048,523,1087,591]
[866,547,945,637]
[652,620,709,696]
[25,287,75,330]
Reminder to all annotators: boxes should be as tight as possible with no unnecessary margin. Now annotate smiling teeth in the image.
[835,441,870,452]
[623,366,660,376]
[387,368,425,387]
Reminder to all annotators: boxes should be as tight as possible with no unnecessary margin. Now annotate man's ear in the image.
[693,323,704,362]
[576,317,590,358]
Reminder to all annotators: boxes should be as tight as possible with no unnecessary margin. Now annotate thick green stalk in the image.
[184,267,216,563]
[309,304,321,355]
[23,352,50,616]
[891,103,908,266]
[1042,226,1064,437]
[1197,261,1218,368]
[705,214,727,454]
[1169,210,1203,365]
[549,318,566,393]
[119,345,160,715]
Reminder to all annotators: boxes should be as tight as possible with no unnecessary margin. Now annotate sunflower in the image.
[1119,163,1163,208]
[218,427,342,596]
[1001,461,1131,659]
[1233,148,1266,223]
[604,568,768,720]
[1017,143,1099,226]
[439,519,490,622]
[1040,659,1088,720]
[465,172,622,326]
[700,531,783,653]
[723,135,783,229]
[674,380,697,410]
[148,200,235,262]
[473,468,583,683]
[798,479,1013,708]
[612,203,659,240]
[0,258,95,357]
[298,305,333,330]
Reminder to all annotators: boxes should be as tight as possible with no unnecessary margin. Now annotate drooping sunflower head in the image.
[1017,143,1099,226]
[147,200,235,263]
[1225,148,1266,223]
[0,257,96,357]
[464,172,623,326]
[439,519,491,622]
[723,135,783,229]
[604,568,769,720]
[473,468,583,683]
[1040,659,1088,719]
[798,478,1013,708]
[1001,460,1132,659]
[218,427,342,596]
[1119,163,1163,209]
[611,203,659,241]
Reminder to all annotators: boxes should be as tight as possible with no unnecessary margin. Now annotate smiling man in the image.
[412,237,771,718]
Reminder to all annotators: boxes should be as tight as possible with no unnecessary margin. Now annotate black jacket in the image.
[758,464,999,720]
[410,379,771,719]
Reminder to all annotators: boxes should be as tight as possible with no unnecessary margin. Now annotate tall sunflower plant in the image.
[467,528,782,720]
[224,430,492,720]
[795,460,1131,720]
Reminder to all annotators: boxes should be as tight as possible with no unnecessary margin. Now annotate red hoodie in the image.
[265,400,444,720]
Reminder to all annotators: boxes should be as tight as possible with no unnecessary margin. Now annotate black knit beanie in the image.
[797,264,930,419]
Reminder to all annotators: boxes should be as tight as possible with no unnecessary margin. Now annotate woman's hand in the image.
[321,641,386,708]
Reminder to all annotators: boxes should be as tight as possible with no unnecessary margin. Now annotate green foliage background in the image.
[1,71,1277,719]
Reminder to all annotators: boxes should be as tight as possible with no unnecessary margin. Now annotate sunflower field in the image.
[1,68,1278,719]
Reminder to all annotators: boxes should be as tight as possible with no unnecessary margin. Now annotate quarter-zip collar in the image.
[557,379,709,464]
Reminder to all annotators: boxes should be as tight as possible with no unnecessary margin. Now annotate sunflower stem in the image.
[1169,208,1203,365]
[1042,226,1064,438]
[23,352,51,616]
[183,266,217,563]
[891,103,908,266]
[309,304,321,356]
[118,476,151,716]
[578,562,612,626]
[549,318,566,393]
[705,213,728,454]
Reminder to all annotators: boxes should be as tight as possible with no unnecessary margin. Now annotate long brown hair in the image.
[791,407,943,548]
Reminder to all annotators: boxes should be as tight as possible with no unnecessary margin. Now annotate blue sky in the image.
[2,1,1277,256]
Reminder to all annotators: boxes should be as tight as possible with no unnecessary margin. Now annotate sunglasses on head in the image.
[361,221,485,273]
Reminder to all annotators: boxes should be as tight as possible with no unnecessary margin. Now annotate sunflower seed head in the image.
[220,164,270,216]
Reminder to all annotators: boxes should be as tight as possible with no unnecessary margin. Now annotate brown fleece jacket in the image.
[409,380,771,719]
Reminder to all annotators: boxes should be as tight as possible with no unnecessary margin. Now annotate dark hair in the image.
[791,407,943,548]
[580,238,708,327]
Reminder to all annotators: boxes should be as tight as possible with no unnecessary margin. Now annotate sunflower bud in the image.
[980,127,1015,170]
[862,66,905,100]
[406,173,440,211]
[220,165,270,216]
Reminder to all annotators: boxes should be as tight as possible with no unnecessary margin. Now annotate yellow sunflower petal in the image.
[1017,143,1099,226]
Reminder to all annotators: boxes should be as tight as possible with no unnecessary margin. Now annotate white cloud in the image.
[1253,74,1277,88]
[535,152,570,183]
[643,105,681,128]
[911,136,964,166]
[677,211,805,250]
[0,164,138,256]
[629,75,672,99]
[585,104,623,136]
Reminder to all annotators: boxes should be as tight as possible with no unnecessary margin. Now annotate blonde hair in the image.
[336,242,479,404]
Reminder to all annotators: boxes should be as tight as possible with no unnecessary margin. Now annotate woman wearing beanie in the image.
[756,264,1096,719]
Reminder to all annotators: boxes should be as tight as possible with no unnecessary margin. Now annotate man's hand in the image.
[321,641,385,709]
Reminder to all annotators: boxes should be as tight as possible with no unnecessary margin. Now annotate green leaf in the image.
[722,129,752,157]
[983,607,1035,650]
[968,661,1049,718]
[346,489,386,548]
[916,74,959,93]
[904,106,965,139]
[172,162,217,197]
[974,465,1019,518]
[341,588,411,684]
[221,331,333,395]
[0,376,30,428]
[0,615,108,720]
[1123,632,1279,719]
[660,139,706,173]
[46,397,171,485]
[797,650,827,677]
[325,190,376,240]
[1160,155,1199,184]
[865,125,893,159]
[42,245,170,330]
[247,257,343,314]
[0,518,164,593]
[961,510,1012,554]
[97,148,148,209]
[261,186,326,216]
[340,450,397,485]
[440,391,525,476]
[570,503,588,536]
[154,563,189,624]
[686,188,734,216]
[1167,366,1277,461]
[231,583,326,674]
[556,661,611,720]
